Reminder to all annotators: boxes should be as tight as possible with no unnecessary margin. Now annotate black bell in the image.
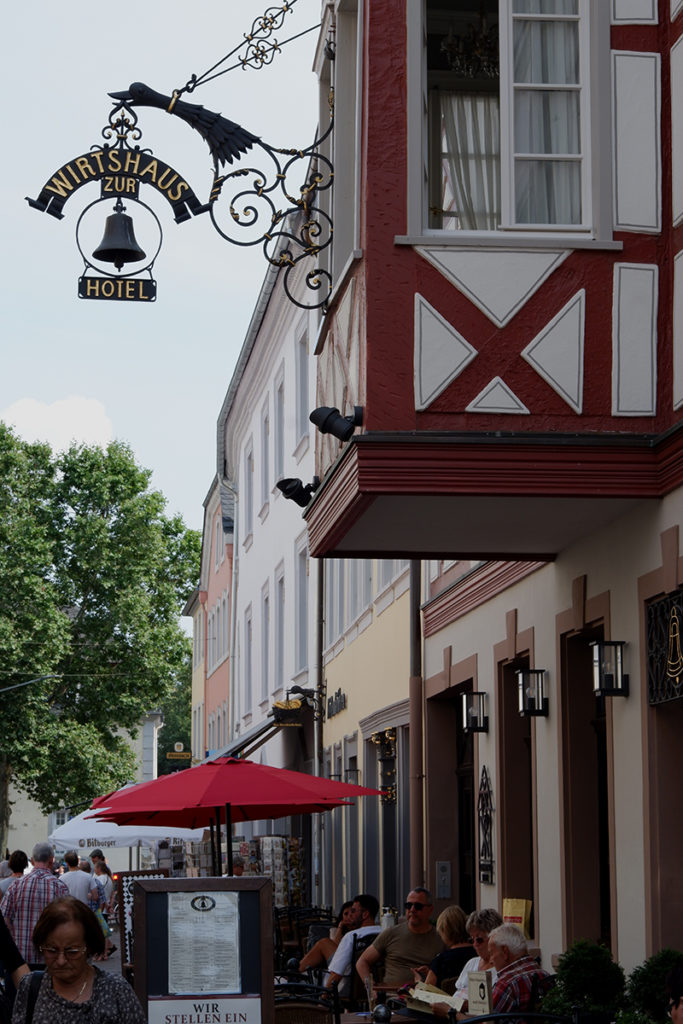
[92,198,146,271]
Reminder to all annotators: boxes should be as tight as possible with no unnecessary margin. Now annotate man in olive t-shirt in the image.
[355,887,444,990]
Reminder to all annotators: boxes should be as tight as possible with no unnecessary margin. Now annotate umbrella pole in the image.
[215,806,222,876]
[209,816,217,877]
[225,803,233,876]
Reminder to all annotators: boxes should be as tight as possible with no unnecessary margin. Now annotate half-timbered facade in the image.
[305,0,683,965]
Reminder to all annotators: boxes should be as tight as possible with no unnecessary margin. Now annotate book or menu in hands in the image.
[467,970,493,1015]
[405,982,465,1015]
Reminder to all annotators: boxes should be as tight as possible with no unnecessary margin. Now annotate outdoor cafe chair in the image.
[274,980,341,1024]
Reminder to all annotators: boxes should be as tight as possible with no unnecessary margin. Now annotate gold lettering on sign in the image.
[45,169,76,198]
[157,167,178,191]
[108,150,122,173]
[167,180,189,202]
[75,156,96,179]
[81,277,152,301]
[124,151,141,174]
[139,158,158,183]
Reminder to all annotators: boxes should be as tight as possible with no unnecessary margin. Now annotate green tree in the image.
[0,426,200,851]
[156,654,192,775]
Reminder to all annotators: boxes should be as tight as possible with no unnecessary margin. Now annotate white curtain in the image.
[441,92,500,231]
[512,15,581,224]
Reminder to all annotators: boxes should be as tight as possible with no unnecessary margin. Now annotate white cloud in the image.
[1,396,113,452]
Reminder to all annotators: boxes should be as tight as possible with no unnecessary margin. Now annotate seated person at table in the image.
[326,893,381,993]
[421,905,473,992]
[667,966,683,1024]
[486,923,551,1015]
[453,907,503,1001]
[297,901,354,974]
[356,888,444,991]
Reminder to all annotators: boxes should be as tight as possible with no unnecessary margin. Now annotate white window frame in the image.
[243,440,254,544]
[244,605,253,713]
[403,0,615,247]
[274,373,285,485]
[260,401,270,514]
[295,538,309,673]
[261,584,270,702]
[275,566,285,691]
[295,321,310,447]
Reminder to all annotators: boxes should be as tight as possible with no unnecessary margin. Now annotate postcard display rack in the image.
[134,876,274,1024]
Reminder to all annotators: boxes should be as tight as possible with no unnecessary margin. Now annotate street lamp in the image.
[0,675,62,696]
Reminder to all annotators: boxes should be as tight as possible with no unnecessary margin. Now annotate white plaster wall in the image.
[422,489,683,970]
[222,261,319,778]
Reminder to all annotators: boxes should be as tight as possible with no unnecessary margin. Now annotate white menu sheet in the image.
[167,891,241,993]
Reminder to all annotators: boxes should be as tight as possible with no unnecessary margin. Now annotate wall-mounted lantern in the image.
[516,668,549,717]
[590,640,629,698]
[462,692,488,733]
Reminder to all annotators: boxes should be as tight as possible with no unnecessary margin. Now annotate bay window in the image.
[412,0,610,239]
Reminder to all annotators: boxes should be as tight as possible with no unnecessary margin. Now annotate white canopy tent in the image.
[48,806,206,851]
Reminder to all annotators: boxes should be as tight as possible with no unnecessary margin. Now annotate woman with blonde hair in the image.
[422,904,472,992]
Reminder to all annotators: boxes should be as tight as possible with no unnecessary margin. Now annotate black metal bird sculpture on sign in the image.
[108,82,260,168]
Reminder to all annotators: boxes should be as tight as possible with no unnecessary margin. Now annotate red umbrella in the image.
[88,755,378,819]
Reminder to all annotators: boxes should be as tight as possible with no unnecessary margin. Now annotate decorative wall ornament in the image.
[417,248,568,328]
[612,264,658,415]
[414,293,477,410]
[647,589,683,704]
[466,377,529,415]
[521,290,585,414]
[478,765,494,884]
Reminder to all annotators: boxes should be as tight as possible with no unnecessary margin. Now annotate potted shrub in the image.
[540,939,626,1024]
[618,949,683,1024]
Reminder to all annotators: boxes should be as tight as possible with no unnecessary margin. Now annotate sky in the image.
[1,1,320,533]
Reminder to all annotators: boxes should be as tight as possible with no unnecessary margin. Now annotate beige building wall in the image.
[422,490,683,972]
[323,567,411,751]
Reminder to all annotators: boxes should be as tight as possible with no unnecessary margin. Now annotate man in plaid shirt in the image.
[0,841,68,965]
[488,924,552,1017]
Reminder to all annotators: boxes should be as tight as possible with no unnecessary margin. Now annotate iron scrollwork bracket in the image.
[208,112,334,311]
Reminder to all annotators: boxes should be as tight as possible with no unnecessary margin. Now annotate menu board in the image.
[167,891,240,993]
[133,876,274,1024]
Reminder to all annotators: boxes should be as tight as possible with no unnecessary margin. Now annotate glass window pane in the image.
[514,21,579,84]
[514,90,580,153]
[513,0,577,13]
[515,160,582,223]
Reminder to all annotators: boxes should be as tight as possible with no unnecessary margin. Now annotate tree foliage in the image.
[156,655,192,775]
[0,424,200,847]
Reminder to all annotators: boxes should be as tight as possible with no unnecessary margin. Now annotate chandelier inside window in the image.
[440,7,499,80]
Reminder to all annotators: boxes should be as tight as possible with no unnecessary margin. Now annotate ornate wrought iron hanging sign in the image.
[25,1,334,308]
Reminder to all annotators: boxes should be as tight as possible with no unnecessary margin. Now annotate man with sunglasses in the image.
[355,887,444,992]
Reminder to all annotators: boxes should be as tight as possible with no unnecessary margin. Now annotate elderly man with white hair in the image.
[487,923,551,1015]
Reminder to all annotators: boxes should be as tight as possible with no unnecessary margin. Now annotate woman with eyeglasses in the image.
[453,908,504,1001]
[11,896,145,1023]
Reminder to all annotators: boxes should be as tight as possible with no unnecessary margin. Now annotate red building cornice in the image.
[305,425,683,558]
